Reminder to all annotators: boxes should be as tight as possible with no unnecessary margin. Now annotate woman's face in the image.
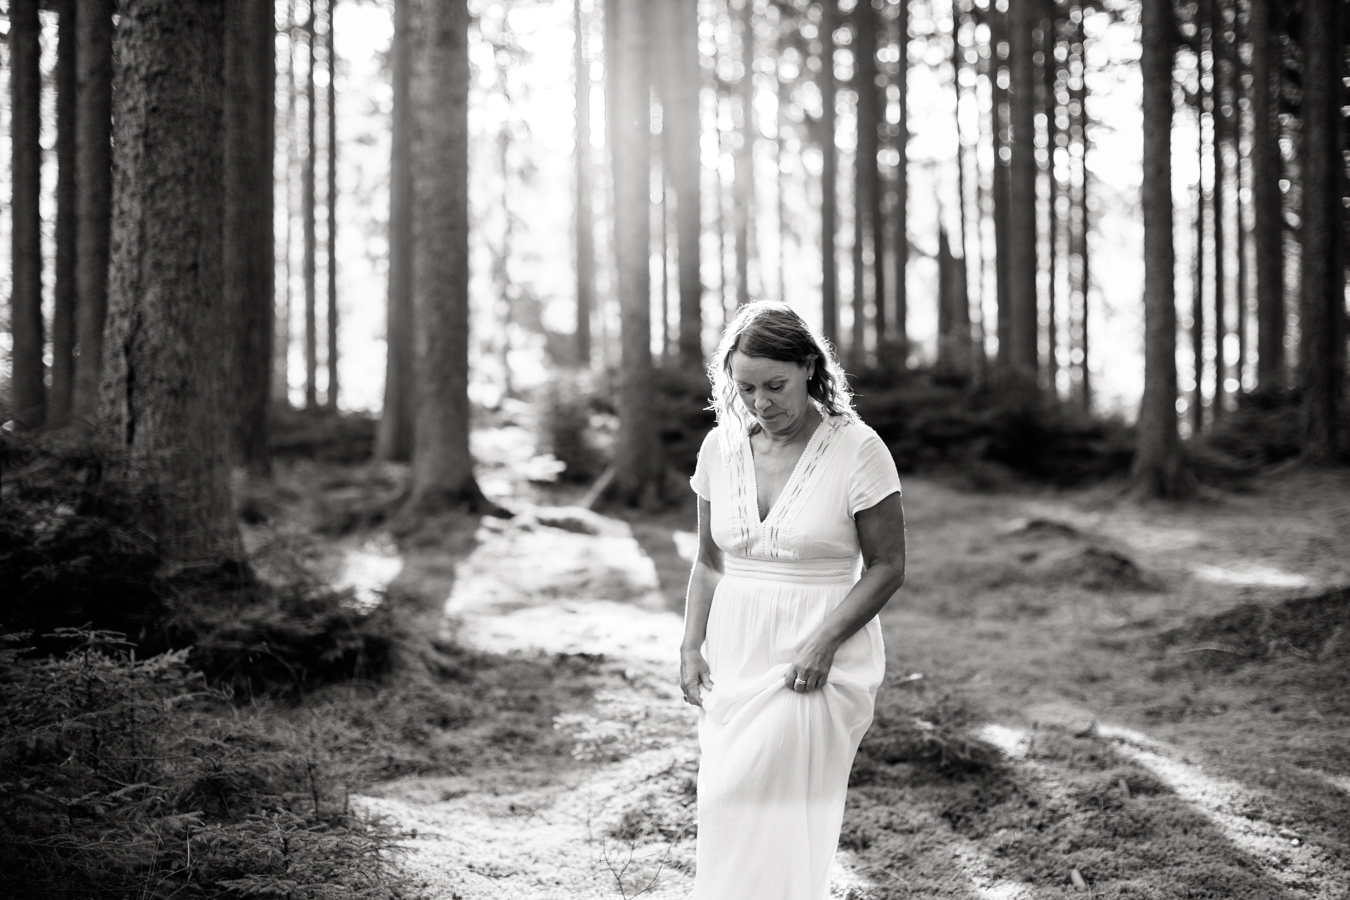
[728,351,815,436]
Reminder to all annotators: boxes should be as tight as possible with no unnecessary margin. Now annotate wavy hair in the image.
[707,300,857,433]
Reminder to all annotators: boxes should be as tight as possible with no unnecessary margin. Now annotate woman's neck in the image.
[759,407,821,450]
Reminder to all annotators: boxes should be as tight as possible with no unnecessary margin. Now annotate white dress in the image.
[688,414,902,900]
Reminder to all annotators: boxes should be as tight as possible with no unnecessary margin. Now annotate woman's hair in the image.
[707,300,857,431]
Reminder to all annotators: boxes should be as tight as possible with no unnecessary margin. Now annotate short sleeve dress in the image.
[688,413,902,900]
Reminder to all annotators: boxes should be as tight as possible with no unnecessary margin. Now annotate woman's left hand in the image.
[785,640,837,693]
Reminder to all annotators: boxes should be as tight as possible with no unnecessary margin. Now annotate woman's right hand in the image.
[679,648,714,707]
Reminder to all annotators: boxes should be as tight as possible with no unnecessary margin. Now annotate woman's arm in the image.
[787,491,906,692]
[680,497,723,706]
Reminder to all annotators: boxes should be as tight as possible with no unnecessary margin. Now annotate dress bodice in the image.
[690,415,902,564]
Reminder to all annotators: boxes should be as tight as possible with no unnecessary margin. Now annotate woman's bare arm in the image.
[680,497,723,705]
[787,491,906,691]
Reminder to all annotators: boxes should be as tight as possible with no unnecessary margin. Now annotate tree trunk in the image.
[304,5,319,409]
[608,0,664,505]
[1209,0,1226,420]
[51,0,79,429]
[733,0,755,309]
[990,8,1010,368]
[1005,0,1039,383]
[406,0,487,510]
[952,0,971,378]
[9,0,45,431]
[889,0,908,363]
[377,0,415,461]
[326,0,340,409]
[853,0,883,368]
[1071,11,1090,412]
[276,0,298,406]
[103,0,242,564]
[1249,0,1283,390]
[670,0,703,368]
[72,0,115,424]
[575,0,596,367]
[821,0,839,347]
[1133,0,1186,496]
[1298,0,1346,461]
[1041,13,1058,397]
[937,225,953,366]
[224,0,277,475]
[1191,75,1206,434]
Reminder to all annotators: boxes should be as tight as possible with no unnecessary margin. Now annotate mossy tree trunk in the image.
[1005,0,1039,384]
[9,0,45,431]
[103,0,243,565]
[1249,0,1283,391]
[608,0,664,506]
[378,0,415,461]
[224,0,277,476]
[51,0,79,429]
[1297,0,1346,461]
[1132,0,1187,497]
[405,0,489,512]
[668,0,703,369]
[72,0,113,424]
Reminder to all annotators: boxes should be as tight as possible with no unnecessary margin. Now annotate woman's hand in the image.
[680,648,714,706]
[785,639,837,693]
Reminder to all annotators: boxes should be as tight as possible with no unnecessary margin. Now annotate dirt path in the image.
[349,468,1350,900]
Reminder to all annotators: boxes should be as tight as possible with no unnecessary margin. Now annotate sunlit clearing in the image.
[334,535,404,612]
[1191,562,1311,588]
[1320,772,1350,797]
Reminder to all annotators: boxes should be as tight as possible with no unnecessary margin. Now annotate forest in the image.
[1,0,1348,897]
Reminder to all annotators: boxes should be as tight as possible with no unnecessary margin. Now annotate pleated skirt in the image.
[693,556,885,900]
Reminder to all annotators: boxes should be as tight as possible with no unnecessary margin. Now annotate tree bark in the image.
[326,0,340,409]
[1072,11,1090,411]
[608,0,664,505]
[733,0,755,309]
[1209,0,1227,420]
[406,0,487,510]
[1005,0,1039,382]
[820,0,839,347]
[574,0,596,367]
[377,0,415,461]
[9,0,45,431]
[889,0,908,363]
[1249,0,1283,390]
[853,0,883,367]
[1191,66,1206,434]
[1298,0,1346,461]
[224,0,277,475]
[670,0,703,368]
[1133,0,1186,496]
[304,5,319,409]
[103,0,242,564]
[1041,14,1058,397]
[990,8,1010,368]
[51,0,79,429]
[276,0,298,406]
[73,0,114,423]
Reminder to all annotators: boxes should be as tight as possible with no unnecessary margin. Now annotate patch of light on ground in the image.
[1191,562,1311,588]
[672,530,699,564]
[1319,771,1350,797]
[334,536,404,611]
[975,723,1029,759]
[1102,723,1315,875]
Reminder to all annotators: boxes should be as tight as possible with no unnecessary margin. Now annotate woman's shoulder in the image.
[829,413,884,449]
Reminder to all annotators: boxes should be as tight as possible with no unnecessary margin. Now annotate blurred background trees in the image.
[1,0,1347,522]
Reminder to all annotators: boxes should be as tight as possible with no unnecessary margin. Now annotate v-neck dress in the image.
[688,414,901,900]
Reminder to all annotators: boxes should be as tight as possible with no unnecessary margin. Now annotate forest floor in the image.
[273,436,1350,900]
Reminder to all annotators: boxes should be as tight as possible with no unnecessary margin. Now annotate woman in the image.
[681,301,906,900]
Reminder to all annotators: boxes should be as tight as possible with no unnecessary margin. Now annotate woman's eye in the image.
[767,383,784,391]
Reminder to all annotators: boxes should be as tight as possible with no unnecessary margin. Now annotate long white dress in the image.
[688,414,901,900]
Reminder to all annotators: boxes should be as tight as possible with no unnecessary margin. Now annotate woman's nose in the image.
[754,394,771,410]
